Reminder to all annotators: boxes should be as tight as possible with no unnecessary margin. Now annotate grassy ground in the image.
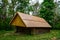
[0,30,60,40]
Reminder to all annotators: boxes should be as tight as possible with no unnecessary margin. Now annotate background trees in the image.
[0,0,60,30]
[39,0,60,29]
[39,0,56,28]
[0,0,29,30]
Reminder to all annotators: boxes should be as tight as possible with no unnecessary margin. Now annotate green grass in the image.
[0,30,60,40]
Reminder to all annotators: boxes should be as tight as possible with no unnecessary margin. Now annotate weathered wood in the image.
[10,12,51,34]
[10,12,51,27]
[15,27,50,34]
[10,14,25,27]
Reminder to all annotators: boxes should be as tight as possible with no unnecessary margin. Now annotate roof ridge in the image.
[23,19,46,23]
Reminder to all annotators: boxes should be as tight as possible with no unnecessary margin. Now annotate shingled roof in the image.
[10,12,51,27]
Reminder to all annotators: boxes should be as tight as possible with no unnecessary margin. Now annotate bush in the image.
[0,17,13,30]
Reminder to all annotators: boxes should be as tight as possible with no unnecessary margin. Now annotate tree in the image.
[39,0,55,27]
[16,0,29,13]
[54,1,60,29]
[8,0,17,16]
[0,0,13,30]
[32,2,40,16]
[0,0,29,30]
[26,1,40,16]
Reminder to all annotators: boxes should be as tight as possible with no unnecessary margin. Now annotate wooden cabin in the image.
[10,12,51,34]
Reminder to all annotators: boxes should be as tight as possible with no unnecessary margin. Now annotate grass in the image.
[0,30,60,40]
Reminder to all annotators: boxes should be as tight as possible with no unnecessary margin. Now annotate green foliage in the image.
[0,18,13,30]
[0,0,29,30]
[54,15,60,29]
[39,0,55,27]
[16,0,29,13]
[39,0,60,29]
[0,0,60,30]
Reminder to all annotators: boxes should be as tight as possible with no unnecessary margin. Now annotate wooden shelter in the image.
[10,12,51,34]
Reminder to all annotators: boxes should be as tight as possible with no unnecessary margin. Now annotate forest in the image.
[0,0,60,40]
[0,0,60,30]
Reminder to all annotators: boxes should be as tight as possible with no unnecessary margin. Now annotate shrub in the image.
[0,17,13,30]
